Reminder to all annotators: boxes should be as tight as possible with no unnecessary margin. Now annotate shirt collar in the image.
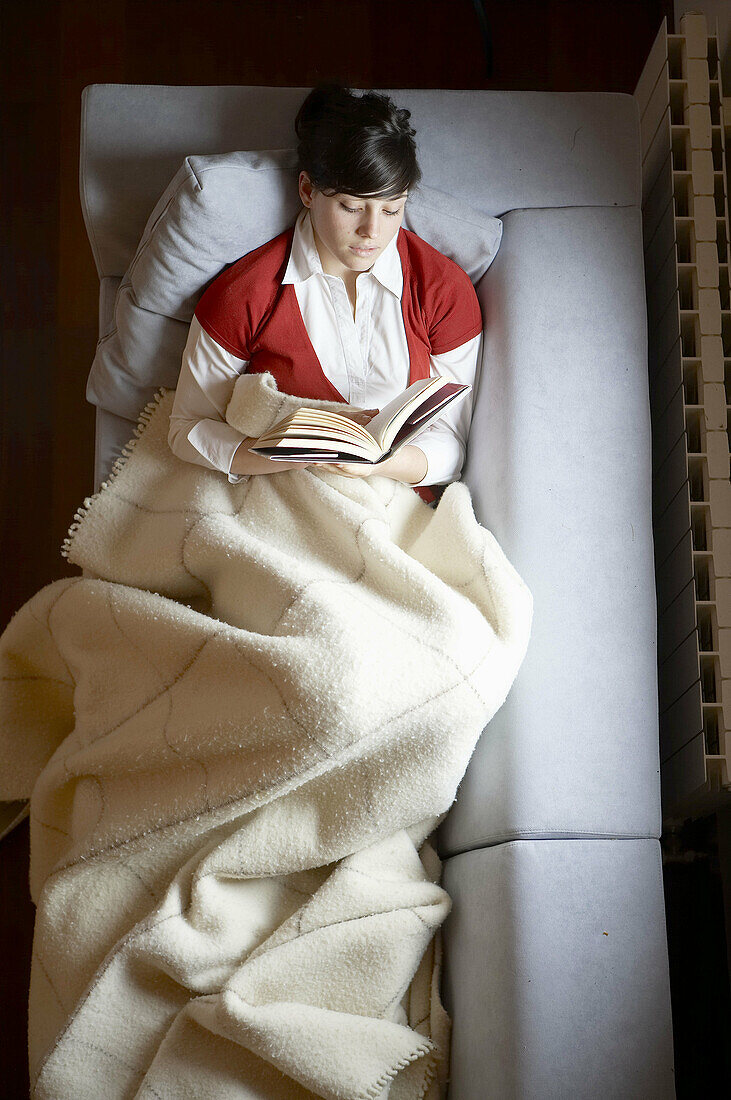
[282,207,403,299]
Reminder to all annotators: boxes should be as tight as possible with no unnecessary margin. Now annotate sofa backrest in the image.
[80,84,640,280]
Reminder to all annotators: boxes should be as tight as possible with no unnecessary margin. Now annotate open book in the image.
[248,375,471,463]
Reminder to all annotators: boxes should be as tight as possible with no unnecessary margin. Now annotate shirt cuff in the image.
[184,419,251,483]
[225,436,249,483]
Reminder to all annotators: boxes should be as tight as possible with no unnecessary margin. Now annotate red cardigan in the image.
[195,221,483,504]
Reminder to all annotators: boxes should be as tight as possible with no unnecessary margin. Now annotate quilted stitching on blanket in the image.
[0,371,533,1100]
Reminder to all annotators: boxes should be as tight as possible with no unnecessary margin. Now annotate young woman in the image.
[168,82,483,506]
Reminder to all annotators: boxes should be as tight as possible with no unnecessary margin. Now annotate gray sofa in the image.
[77,84,675,1098]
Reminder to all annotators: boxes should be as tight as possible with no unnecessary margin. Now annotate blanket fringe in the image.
[60,387,171,561]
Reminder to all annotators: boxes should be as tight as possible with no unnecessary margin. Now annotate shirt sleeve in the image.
[410,332,482,487]
[167,315,251,484]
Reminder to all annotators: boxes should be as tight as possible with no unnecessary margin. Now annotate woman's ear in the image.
[298,171,313,208]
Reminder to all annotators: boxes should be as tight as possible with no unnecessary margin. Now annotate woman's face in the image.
[298,171,407,281]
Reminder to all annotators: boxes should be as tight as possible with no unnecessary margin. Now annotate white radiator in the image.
[635,10,731,818]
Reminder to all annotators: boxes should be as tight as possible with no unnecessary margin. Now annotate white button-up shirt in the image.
[168,207,482,487]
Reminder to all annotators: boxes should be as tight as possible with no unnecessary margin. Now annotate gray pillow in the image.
[86,148,503,422]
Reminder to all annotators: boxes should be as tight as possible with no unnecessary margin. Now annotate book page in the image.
[258,422,368,445]
[251,376,470,463]
[251,436,379,460]
[256,409,376,446]
[257,384,469,464]
[365,376,443,448]
[384,384,471,457]
[370,378,471,451]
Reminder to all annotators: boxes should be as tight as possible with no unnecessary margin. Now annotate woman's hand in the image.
[315,458,390,478]
[338,406,380,425]
[314,446,428,486]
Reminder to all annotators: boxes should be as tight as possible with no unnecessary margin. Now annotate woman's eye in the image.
[340,203,400,217]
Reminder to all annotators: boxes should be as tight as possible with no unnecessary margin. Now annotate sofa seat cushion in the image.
[437,204,659,855]
[439,838,674,1099]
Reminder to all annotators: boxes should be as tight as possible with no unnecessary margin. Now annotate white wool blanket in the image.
[0,371,533,1100]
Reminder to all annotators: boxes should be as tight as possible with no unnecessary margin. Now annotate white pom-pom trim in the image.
[60,387,170,562]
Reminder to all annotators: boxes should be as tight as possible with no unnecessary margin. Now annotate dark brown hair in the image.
[294,82,422,201]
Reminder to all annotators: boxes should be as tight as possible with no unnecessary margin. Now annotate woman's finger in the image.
[343,408,379,423]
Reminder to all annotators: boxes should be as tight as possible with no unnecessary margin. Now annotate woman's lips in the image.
[350,245,376,255]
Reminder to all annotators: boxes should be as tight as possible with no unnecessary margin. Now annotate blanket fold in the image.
[0,371,533,1099]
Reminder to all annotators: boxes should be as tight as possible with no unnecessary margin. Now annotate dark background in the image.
[2,1,728,1097]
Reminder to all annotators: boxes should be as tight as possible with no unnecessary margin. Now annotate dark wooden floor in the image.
[2,0,728,1097]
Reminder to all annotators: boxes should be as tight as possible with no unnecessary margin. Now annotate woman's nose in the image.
[358,216,379,239]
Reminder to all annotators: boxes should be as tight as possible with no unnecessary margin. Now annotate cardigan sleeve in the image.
[410,332,482,487]
[167,315,251,484]
[427,262,483,355]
